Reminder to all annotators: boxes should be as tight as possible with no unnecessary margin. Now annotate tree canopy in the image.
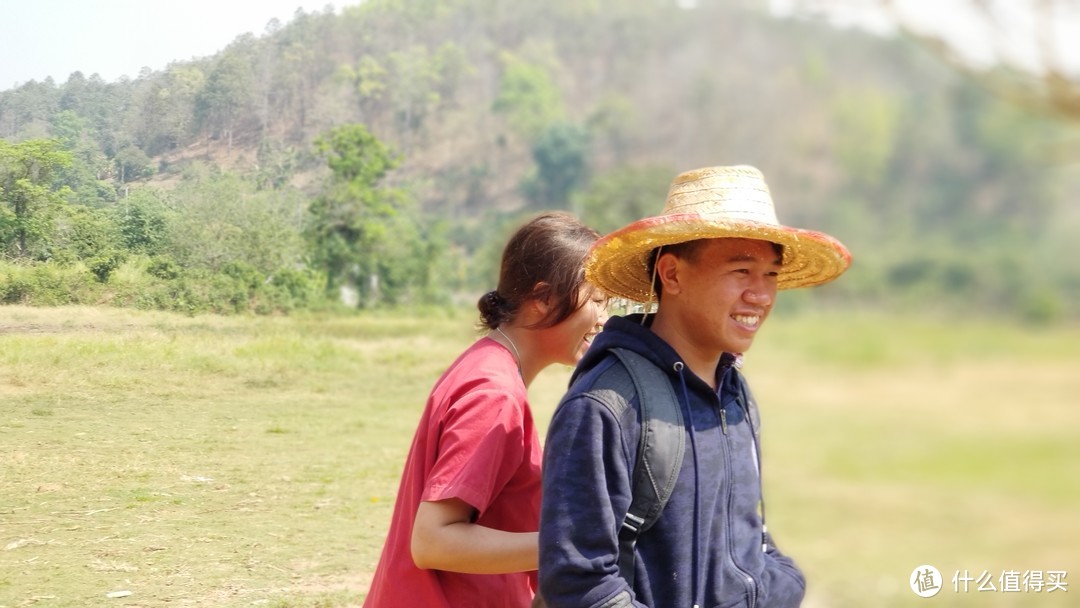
[1,0,1077,320]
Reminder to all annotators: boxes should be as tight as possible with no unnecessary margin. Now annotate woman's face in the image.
[549,285,609,366]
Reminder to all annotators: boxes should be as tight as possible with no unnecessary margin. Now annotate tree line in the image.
[0,123,440,314]
[1,0,1077,320]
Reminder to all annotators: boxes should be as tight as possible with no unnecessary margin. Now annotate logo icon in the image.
[911,564,942,598]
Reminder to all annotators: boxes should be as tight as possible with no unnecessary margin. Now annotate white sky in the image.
[770,0,1080,75]
[4,0,1077,92]
[0,0,361,90]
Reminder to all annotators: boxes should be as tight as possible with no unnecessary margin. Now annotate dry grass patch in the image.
[1,306,1077,607]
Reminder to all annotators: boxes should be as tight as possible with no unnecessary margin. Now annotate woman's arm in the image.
[411,497,538,574]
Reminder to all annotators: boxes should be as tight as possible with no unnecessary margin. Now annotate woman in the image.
[364,212,608,608]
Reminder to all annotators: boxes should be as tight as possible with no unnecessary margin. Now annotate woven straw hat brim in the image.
[585,213,853,303]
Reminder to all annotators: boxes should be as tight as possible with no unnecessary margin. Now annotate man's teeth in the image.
[733,315,759,326]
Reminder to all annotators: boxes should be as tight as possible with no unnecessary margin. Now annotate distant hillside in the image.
[2,0,1078,318]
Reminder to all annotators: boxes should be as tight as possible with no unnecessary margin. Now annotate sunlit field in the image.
[1,305,1077,607]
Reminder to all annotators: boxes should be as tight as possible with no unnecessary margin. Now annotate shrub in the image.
[0,262,100,305]
[146,256,182,280]
[88,250,128,283]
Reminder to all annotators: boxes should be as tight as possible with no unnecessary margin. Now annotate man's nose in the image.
[744,282,774,307]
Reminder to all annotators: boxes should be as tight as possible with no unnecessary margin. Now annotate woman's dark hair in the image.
[478,212,600,330]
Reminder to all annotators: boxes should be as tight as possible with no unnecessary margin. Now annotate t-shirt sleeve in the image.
[422,386,526,515]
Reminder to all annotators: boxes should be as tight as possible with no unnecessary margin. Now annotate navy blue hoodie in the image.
[539,314,805,608]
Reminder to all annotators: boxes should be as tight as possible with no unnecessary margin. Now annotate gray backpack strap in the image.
[610,348,685,588]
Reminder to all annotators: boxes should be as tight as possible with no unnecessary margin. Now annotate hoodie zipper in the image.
[720,417,759,608]
[724,374,759,608]
[674,362,706,608]
[734,372,769,554]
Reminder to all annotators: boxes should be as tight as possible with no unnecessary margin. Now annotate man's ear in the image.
[656,253,682,296]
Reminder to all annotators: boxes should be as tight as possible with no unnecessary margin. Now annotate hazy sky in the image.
[0,1,360,90]
[770,0,1080,74]
[3,0,1076,92]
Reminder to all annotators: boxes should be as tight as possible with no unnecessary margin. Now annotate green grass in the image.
[1,305,1078,607]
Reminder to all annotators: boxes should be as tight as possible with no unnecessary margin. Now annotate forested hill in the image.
[2,0,1077,320]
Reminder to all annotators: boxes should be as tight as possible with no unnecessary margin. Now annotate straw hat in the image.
[585,165,852,302]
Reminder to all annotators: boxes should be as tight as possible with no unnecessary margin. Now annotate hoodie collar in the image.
[576,314,740,387]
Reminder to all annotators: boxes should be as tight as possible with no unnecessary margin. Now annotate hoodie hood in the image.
[575,313,737,388]
[572,314,681,385]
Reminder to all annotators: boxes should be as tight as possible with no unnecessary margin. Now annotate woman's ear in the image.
[528,281,553,317]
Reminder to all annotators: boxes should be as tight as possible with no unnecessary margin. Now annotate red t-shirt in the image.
[364,337,542,608]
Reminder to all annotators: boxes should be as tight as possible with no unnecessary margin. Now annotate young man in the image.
[537,166,852,608]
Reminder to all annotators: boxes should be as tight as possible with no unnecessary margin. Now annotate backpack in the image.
[532,348,683,608]
[608,348,685,587]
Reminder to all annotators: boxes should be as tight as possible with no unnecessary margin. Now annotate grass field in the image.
[1,305,1077,607]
